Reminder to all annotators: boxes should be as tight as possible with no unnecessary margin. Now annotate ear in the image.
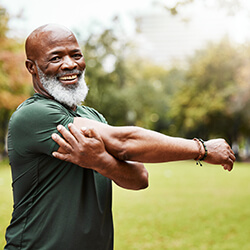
[25,59,37,75]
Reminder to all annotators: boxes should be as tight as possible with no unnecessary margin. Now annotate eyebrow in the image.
[48,48,82,55]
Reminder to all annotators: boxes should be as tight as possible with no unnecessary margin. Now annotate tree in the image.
[168,38,250,145]
[81,22,183,131]
[0,5,31,156]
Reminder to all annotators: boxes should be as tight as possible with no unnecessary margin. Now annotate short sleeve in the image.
[9,101,74,156]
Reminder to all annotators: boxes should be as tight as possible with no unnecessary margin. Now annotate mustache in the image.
[56,69,84,78]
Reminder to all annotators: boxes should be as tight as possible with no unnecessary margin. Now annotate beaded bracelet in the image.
[193,138,208,166]
[199,138,208,161]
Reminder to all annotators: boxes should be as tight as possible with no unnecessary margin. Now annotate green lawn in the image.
[0,160,12,249]
[1,160,250,249]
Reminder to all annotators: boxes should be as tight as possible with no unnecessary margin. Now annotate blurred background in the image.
[1,1,250,249]
[1,0,250,161]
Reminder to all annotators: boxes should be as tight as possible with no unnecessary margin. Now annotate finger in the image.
[57,124,80,147]
[81,127,102,141]
[68,123,87,143]
[231,149,236,159]
[52,133,73,153]
[79,127,87,135]
[230,152,236,162]
[80,127,92,138]
[222,158,234,171]
[223,165,231,171]
[52,151,70,161]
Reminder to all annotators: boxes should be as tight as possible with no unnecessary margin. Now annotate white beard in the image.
[36,66,89,107]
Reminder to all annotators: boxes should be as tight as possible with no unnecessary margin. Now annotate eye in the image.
[50,56,61,63]
[72,54,83,60]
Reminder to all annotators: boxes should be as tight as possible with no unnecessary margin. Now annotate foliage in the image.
[169,38,250,144]
[82,23,185,131]
[0,5,250,156]
[0,5,32,155]
[82,25,250,148]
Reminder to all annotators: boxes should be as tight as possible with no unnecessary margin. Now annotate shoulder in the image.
[11,94,70,124]
[78,105,107,124]
[8,95,74,154]
[9,95,74,140]
[19,94,66,112]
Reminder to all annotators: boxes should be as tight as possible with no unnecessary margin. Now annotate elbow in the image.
[114,126,141,161]
[114,140,131,161]
[115,166,149,191]
[142,168,149,189]
[136,168,149,190]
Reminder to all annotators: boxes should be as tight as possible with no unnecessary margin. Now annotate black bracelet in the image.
[194,138,208,166]
[198,138,208,161]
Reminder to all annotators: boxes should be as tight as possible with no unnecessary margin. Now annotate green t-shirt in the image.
[5,94,113,250]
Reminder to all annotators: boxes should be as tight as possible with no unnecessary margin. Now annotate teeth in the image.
[60,75,77,80]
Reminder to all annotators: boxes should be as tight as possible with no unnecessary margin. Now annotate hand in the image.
[204,139,236,172]
[52,123,149,190]
[52,123,108,170]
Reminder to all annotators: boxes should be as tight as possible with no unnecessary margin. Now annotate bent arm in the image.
[53,123,148,190]
[73,117,235,171]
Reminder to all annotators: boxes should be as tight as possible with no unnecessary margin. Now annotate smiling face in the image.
[25,24,88,107]
[36,30,86,85]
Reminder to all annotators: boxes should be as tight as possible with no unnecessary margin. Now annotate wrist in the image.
[193,138,208,166]
[93,151,116,175]
[199,139,208,161]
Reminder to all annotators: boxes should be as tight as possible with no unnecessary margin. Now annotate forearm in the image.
[56,147,148,190]
[104,127,199,163]
[92,153,149,190]
[100,126,235,171]
[74,118,199,163]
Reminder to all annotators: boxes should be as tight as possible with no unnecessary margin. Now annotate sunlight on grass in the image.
[1,160,250,249]
[113,161,250,250]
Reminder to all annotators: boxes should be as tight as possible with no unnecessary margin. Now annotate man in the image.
[5,24,235,250]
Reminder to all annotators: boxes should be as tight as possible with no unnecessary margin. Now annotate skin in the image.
[25,24,86,100]
[25,24,148,190]
[52,120,235,171]
[25,24,235,190]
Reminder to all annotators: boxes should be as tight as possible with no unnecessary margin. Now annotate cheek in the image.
[43,65,60,76]
[79,59,86,70]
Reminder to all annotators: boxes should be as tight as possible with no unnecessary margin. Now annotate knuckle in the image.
[78,144,85,152]
[65,145,72,152]
[222,154,228,162]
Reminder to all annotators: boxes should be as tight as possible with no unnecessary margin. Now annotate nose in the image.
[61,56,77,70]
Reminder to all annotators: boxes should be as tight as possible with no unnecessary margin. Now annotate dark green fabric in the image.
[5,94,113,250]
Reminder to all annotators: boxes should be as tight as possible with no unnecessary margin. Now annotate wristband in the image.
[193,138,208,166]
[198,138,208,161]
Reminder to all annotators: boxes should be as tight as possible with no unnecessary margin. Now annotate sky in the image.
[2,0,250,42]
[1,0,155,38]
[2,0,250,65]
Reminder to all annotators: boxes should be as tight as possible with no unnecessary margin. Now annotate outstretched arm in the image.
[52,117,235,171]
[74,118,235,170]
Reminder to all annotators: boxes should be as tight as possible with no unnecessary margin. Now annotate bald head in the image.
[25,24,77,61]
[24,24,86,102]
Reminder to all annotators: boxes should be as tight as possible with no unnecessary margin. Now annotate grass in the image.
[1,160,250,249]
[113,161,250,250]
[0,159,12,249]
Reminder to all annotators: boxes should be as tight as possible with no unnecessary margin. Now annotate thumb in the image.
[80,127,100,139]
[80,127,91,137]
